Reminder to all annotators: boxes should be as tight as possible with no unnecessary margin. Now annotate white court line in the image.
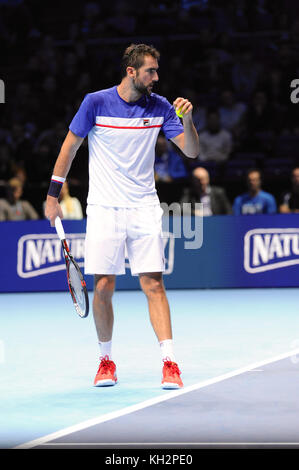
[15,348,299,450]
[40,442,299,447]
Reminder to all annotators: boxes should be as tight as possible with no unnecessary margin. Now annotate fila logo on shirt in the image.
[244,228,299,273]
[17,233,85,278]
[143,118,150,126]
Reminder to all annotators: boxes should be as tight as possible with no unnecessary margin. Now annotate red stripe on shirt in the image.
[95,124,162,129]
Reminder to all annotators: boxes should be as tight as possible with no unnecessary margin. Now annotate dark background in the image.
[1,0,299,216]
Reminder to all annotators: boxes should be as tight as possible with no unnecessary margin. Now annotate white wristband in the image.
[51,175,66,183]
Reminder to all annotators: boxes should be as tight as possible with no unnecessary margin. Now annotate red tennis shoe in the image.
[94,355,117,387]
[162,358,183,389]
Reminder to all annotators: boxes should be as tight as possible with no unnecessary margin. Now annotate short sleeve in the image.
[69,94,95,138]
[160,98,184,140]
[233,196,242,215]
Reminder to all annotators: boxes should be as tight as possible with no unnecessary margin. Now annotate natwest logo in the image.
[17,231,175,278]
[244,228,299,273]
[17,233,85,278]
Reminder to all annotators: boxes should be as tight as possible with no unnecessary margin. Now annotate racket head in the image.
[66,256,89,318]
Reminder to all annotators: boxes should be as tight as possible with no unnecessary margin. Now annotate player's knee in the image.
[140,275,164,298]
[94,275,115,301]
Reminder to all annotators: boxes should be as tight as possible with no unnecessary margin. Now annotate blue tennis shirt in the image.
[233,190,277,215]
[69,86,184,207]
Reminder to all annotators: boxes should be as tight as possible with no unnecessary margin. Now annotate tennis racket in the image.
[55,216,89,318]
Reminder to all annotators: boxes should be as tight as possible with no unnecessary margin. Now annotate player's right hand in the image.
[45,195,63,227]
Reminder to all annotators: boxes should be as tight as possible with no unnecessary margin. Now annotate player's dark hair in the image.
[121,43,160,78]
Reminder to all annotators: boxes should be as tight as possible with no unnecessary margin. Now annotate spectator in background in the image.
[6,122,32,162]
[59,181,83,219]
[265,67,288,110]
[279,167,299,213]
[106,1,137,35]
[32,142,53,182]
[233,169,277,215]
[1,0,298,218]
[154,134,173,183]
[43,181,83,219]
[198,108,232,162]
[246,90,276,135]
[81,2,102,37]
[213,32,234,67]
[6,177,39,220]
[34,121,68,159]
[154,134,188,183]
[0,198,12,221]
[232,48,262,98]
[11,163,27,186]
[219,88,247,139]
[192,105,207,134]
[0,144,11,181]
[180,166,232,216]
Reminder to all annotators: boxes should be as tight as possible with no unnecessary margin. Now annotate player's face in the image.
[133,55,159,96]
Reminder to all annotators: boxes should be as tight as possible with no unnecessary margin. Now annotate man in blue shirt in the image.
[45,43,199,390]
[233,168,277,215]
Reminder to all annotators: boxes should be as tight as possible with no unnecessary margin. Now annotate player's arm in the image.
[45,130,84,226]
[171,97,199,159]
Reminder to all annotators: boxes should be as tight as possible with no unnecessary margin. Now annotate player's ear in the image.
[126,66,136,78]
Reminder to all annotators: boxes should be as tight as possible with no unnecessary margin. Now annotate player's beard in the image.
[133,76,153,96]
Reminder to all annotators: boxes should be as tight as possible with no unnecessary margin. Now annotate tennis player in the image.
[45,44,199,389]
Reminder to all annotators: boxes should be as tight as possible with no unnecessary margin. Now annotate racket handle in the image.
[55,216,66,240]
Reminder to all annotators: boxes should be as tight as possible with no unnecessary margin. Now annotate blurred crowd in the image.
[1,0,299,220]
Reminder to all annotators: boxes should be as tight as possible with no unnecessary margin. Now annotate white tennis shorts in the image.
[84,204,165,276]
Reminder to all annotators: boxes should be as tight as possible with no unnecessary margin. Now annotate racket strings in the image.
[69,263,85,306]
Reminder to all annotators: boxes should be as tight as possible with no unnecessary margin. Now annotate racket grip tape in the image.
[55,216,66,241]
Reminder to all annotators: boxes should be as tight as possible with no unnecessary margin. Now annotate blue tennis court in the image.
[1,287,299,449]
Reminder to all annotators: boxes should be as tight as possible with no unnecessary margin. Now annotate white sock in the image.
[160,339,176,362]
[99,340,112,360]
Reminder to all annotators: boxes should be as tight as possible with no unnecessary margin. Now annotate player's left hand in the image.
[173,97,193,119]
